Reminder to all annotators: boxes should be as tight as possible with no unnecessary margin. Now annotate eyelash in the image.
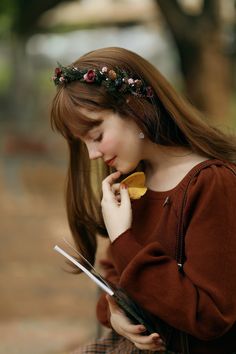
[94,133,103,142]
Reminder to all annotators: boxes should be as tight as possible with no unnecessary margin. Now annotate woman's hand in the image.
[106,295,166,352]
[101,171,132,242]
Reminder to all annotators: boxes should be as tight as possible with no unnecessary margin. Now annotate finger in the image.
[134,341,166,351]
[106,296,147,334]
[106,295,121,312]
[111,183,121,194]
[120,183,131,206]
[115,195,121,203]
[129,332,161,345]
[102,172,121,197]
[106,295,130,317]
[103,171,121,188]
[107,296,162,341]
[112,183,121,203]
[134,341,165,351]
[131,333,165,351]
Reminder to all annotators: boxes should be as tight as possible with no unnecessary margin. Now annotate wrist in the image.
[108,227,130,243]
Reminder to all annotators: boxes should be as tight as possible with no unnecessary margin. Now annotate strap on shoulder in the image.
[175,160,236,267]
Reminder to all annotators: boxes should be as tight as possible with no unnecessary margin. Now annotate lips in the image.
[105,156,117,166]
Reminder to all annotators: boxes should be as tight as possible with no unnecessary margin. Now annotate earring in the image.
[138,132,145,139]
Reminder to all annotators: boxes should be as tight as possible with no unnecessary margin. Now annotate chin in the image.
[117,163,139,175]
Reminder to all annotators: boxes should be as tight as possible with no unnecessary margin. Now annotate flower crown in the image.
[52,64,154,99]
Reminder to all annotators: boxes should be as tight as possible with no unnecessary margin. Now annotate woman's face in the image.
[79,109,145,174]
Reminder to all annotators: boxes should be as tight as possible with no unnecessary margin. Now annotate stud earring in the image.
[138,132,145,139]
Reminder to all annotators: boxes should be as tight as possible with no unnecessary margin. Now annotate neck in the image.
[142,143,194,173]
[142,143,209,191]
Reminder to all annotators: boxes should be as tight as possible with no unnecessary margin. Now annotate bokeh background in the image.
[0,0,236,353]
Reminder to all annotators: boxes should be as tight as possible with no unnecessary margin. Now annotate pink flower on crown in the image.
[146,86,154,98]
[59,76,65,83]
[101,67,108,73]
[128,78,134,85]
[55,67,62,77]
[83,69,96,83]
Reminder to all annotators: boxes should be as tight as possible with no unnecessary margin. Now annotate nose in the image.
[86,143,103,160]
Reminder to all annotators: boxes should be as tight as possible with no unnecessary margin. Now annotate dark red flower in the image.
[55,67,62,77]
[146,86,154,98]
[83,69,96,83]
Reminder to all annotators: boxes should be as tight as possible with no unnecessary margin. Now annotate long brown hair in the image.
[51,47,236,265]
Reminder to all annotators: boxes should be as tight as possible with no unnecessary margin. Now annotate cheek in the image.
[101,135,120,153]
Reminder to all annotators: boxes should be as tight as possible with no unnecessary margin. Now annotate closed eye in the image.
[94,133,103,142]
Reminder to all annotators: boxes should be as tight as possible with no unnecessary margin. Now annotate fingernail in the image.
[121,183,127,189]
[139,325,146,332]
[152,336,161,344]
[157,339,164,344]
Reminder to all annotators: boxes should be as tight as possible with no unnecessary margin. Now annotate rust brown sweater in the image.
[96,159,236,353]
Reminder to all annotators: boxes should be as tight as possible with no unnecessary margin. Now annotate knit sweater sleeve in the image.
[96,250,120,328]
[110,165,236,340]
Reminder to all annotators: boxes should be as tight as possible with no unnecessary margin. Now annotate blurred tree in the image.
[0,0,78,37]
[155,0,233,123]
[0,0,77,126]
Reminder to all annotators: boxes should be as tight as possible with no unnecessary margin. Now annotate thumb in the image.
[106,295,120,312]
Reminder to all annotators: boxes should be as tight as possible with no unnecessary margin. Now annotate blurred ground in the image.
[0,134,108,354]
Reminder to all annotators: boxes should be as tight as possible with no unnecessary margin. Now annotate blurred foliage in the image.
[0,0,15,37]
[0,0,78,37]
[0,0,16,17]
[231,93,236,128]
[0,61,11,94]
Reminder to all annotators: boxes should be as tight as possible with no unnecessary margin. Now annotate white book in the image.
[54,241,162,336]
[54,245,114,296]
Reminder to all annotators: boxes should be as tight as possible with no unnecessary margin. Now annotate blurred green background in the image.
[0,1,235,353]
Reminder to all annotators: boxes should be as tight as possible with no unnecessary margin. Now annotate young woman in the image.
[51,47,236,354]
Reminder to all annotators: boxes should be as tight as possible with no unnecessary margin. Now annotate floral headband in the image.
[52,64,154,99]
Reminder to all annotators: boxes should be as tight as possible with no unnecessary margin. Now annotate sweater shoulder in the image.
[172,160,236,213]
[186,160,236,192]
